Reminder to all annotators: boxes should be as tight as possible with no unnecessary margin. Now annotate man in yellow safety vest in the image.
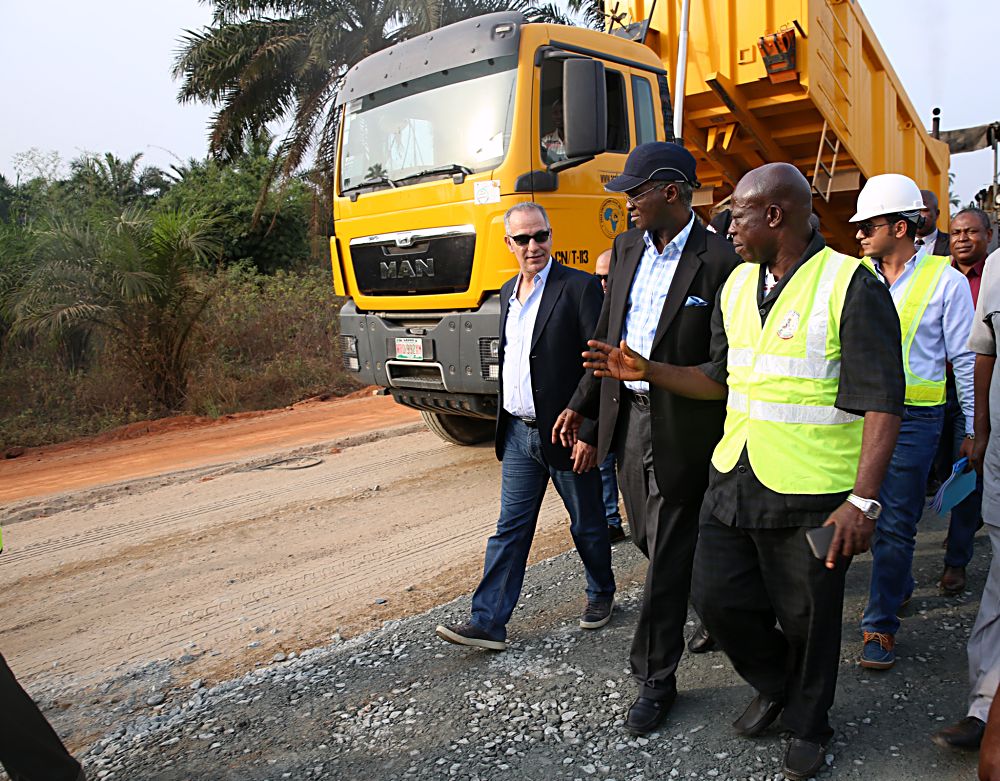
[581,162,904,780]
[850,174,977,671]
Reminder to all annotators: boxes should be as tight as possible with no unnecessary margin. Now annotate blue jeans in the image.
[941,382,984,568]
[862,404,945,636]
[470,419,615,640]
[599,452,623,528]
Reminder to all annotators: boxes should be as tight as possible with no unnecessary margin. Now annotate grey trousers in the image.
[968,523,1000,723]
[615,397,700,700]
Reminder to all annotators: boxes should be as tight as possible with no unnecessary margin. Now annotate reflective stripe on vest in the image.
[711,248,867,494]
[894,254,949,406]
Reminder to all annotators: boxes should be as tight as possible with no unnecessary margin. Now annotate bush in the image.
[186,265,361,416]
[0,266,361,449]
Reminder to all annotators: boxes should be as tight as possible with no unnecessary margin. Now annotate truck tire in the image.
[420,411,494,446]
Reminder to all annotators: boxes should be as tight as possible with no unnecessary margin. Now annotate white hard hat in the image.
[850,173,925,222]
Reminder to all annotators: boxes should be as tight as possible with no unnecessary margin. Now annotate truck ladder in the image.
[811,119,840,202]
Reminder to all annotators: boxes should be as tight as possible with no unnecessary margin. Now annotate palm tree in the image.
[174,0,571,194]
[67,153,170,211]
[4,208,224,410]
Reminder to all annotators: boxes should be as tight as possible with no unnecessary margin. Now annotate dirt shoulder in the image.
[0,391,419,505]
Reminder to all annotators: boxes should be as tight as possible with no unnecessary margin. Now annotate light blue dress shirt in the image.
[622,214,695,393]
[502,259,553,418]
[876,254,976,433]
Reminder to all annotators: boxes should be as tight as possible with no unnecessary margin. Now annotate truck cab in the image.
[332,13,670,442]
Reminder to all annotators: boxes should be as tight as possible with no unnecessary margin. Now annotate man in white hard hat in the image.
[851,174,976,671]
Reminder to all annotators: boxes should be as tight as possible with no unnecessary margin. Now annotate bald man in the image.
[582,163,904,780]
[916,189,951,259]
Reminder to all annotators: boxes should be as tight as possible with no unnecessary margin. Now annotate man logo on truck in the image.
[380,258,435,279]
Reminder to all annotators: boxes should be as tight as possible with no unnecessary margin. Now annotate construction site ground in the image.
[0,393,986,780]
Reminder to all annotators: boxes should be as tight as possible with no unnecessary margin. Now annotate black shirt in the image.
[696,232,905,529]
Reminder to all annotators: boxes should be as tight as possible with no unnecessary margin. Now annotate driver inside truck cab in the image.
[541,98,566,164]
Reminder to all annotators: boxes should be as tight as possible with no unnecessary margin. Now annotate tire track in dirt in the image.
[0,444,451,566]
[3,430,582,692]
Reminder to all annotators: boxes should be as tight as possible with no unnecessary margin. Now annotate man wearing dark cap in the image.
[554,142,739,734]
[581,162,903,779]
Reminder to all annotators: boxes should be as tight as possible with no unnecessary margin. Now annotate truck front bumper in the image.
[338,296,502,418]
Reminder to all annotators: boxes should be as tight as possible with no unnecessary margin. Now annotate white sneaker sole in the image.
[579,604,614,629]
[435,624,506,651]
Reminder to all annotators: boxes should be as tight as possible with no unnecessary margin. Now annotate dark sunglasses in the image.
[508,230,551,246]
[595,273,609,282]
[856,220,893,238]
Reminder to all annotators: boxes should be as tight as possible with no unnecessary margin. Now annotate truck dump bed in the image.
[626,0,949,249]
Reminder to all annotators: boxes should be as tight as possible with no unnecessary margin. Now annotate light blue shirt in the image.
[876,254,976,432]
[622,214,695,392]
[502,259,553,418]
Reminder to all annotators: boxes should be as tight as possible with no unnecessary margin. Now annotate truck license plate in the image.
[394,337,423,360]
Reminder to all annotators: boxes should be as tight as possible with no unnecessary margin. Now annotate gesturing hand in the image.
[582,340,647,382]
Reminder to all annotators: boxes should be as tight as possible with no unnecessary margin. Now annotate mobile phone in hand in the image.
[806,524,836,560]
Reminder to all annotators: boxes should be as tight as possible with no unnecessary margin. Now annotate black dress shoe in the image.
[687,622,717,654]
[625,691,676,735]
[932,716,985,749]
[732,693,783,737]
[782,738,826,780]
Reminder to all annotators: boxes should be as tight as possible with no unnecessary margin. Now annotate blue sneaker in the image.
[860,631,895,669]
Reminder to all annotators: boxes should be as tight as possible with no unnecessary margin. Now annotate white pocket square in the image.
[684,296,709,307]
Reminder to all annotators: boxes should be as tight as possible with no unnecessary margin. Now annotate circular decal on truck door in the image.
[599,199,626,238]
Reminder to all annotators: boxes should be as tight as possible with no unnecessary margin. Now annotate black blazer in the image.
[931,230,950,256]
[568,219,740,502]
[496,260,603,472]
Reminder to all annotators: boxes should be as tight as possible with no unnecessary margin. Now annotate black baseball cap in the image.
[604,142,700,193]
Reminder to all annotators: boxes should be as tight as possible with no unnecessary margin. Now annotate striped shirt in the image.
[622,214,695,392]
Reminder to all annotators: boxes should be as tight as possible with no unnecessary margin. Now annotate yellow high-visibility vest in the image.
[711,247,867,494]
[894,254,949,406]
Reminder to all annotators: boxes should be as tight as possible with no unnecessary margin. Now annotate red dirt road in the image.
[0,393,420,504]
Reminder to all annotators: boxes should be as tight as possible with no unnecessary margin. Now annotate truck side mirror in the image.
[551,59,607,172]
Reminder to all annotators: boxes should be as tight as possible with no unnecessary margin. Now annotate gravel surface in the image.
[19,511,988,781]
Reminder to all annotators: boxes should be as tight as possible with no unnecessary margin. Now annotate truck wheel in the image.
[420,411,494,446]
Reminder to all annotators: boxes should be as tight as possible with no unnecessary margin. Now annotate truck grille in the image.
[350,227,476,296]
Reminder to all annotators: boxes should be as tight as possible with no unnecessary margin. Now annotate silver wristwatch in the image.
[847,493,882,520]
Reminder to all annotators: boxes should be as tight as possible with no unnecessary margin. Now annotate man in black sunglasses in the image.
[436,202,615,651]
[555,141,740,735]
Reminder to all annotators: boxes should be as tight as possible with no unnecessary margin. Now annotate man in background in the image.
[916,189,951,259]
[938,208,993,595]
[594,248,627,544]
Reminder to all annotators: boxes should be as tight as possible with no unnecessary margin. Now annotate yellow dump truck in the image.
[332,0,950,444]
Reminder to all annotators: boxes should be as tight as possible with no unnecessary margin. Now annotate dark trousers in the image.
[615,397,700,700]
[939,381,984,568]
[0,653,84,781]
[692,514,848,744]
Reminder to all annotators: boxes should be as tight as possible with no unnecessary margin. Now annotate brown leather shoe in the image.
[932,716,985,749]
[782,738,826,780]
[940,565,966,596]
[732,693,783,737]
[687,622,717,654]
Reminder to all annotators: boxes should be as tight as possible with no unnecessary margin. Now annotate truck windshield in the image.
[339,56,518,193]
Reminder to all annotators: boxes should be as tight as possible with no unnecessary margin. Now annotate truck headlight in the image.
[340,334,358,356]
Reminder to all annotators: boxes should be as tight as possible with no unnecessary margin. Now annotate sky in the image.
[2,0,999,206]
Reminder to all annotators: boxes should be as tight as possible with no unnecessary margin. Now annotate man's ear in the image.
[766,204,783,228]
[504,237,515,254]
